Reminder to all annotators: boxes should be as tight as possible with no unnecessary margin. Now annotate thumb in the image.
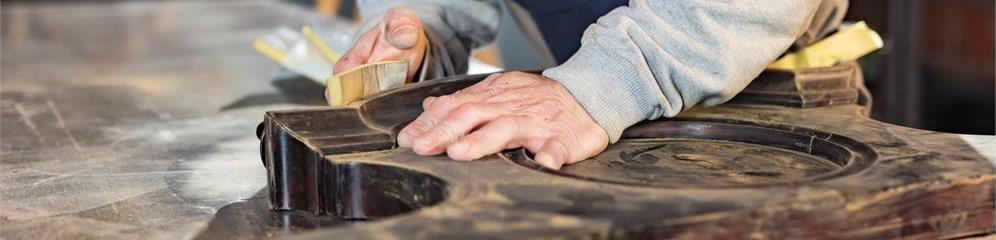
[382,8,422,50]
[534,138,569,170]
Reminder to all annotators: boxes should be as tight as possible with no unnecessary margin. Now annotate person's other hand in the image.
[333,8,426,81]
[397,71,609,170]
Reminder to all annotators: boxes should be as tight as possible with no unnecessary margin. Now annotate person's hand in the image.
[397,71,609,170]
[333,8,426,81]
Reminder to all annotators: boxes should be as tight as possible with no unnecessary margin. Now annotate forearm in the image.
[356,0,500,77]
[544,0,823,142]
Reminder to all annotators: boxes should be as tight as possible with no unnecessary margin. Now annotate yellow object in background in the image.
[253,39,286,63]
[302,26,341,63]
[768,21,883,70]
[252,27,333,83]
[326,61,409,106]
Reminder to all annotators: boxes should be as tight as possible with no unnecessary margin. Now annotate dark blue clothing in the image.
[513,0,628,64]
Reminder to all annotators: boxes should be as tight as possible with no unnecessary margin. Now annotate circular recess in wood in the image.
[503,120,876,188]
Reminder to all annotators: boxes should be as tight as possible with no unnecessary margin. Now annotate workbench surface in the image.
[2,1,316,239]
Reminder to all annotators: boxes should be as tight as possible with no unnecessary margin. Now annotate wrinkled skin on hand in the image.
[333,8,426,81]
[398,71,609,170]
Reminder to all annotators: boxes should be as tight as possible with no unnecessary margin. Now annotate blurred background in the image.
[292,0,996,134]
[847,0,995,135]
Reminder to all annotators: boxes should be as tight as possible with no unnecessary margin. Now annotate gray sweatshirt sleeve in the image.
[356,0,500,77]
[543,0,822,142]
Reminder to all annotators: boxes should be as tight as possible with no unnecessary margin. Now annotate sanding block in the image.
[768,21,882,70]
[325,61,409,106]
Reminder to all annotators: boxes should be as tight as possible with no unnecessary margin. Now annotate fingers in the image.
[570,129,610,165]
[397,74,501,148]
[397,89,505,147]
[532,126,609,170]
[395,72,610,171]
[382,8,422,50]
[410,103,509,155]
[533,138,569,170]
[399,95,461,148]
[447,116,541,161]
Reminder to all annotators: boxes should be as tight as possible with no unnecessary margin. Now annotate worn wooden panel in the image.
[248,69,995,239]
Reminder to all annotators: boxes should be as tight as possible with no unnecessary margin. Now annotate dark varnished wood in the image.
[255,66,995,239]
[506,119,876,188]
[729,62,865,108]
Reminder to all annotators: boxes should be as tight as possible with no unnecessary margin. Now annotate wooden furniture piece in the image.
[258,64,994,239]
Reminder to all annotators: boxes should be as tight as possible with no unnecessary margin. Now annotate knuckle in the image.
[421,115,443,130]
[421,96,437,110]
[432,124,459,142]
[410,119,433,132]
[467,88,500,101]
[482,88,502,98]
[433,95,457,109]
[412,113,443,131]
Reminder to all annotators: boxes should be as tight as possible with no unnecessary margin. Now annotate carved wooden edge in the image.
[261,73,490,213]
[730,62,861,108]
[259,70,996,238]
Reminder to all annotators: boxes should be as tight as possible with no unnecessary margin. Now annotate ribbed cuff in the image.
[542,45,660,143]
